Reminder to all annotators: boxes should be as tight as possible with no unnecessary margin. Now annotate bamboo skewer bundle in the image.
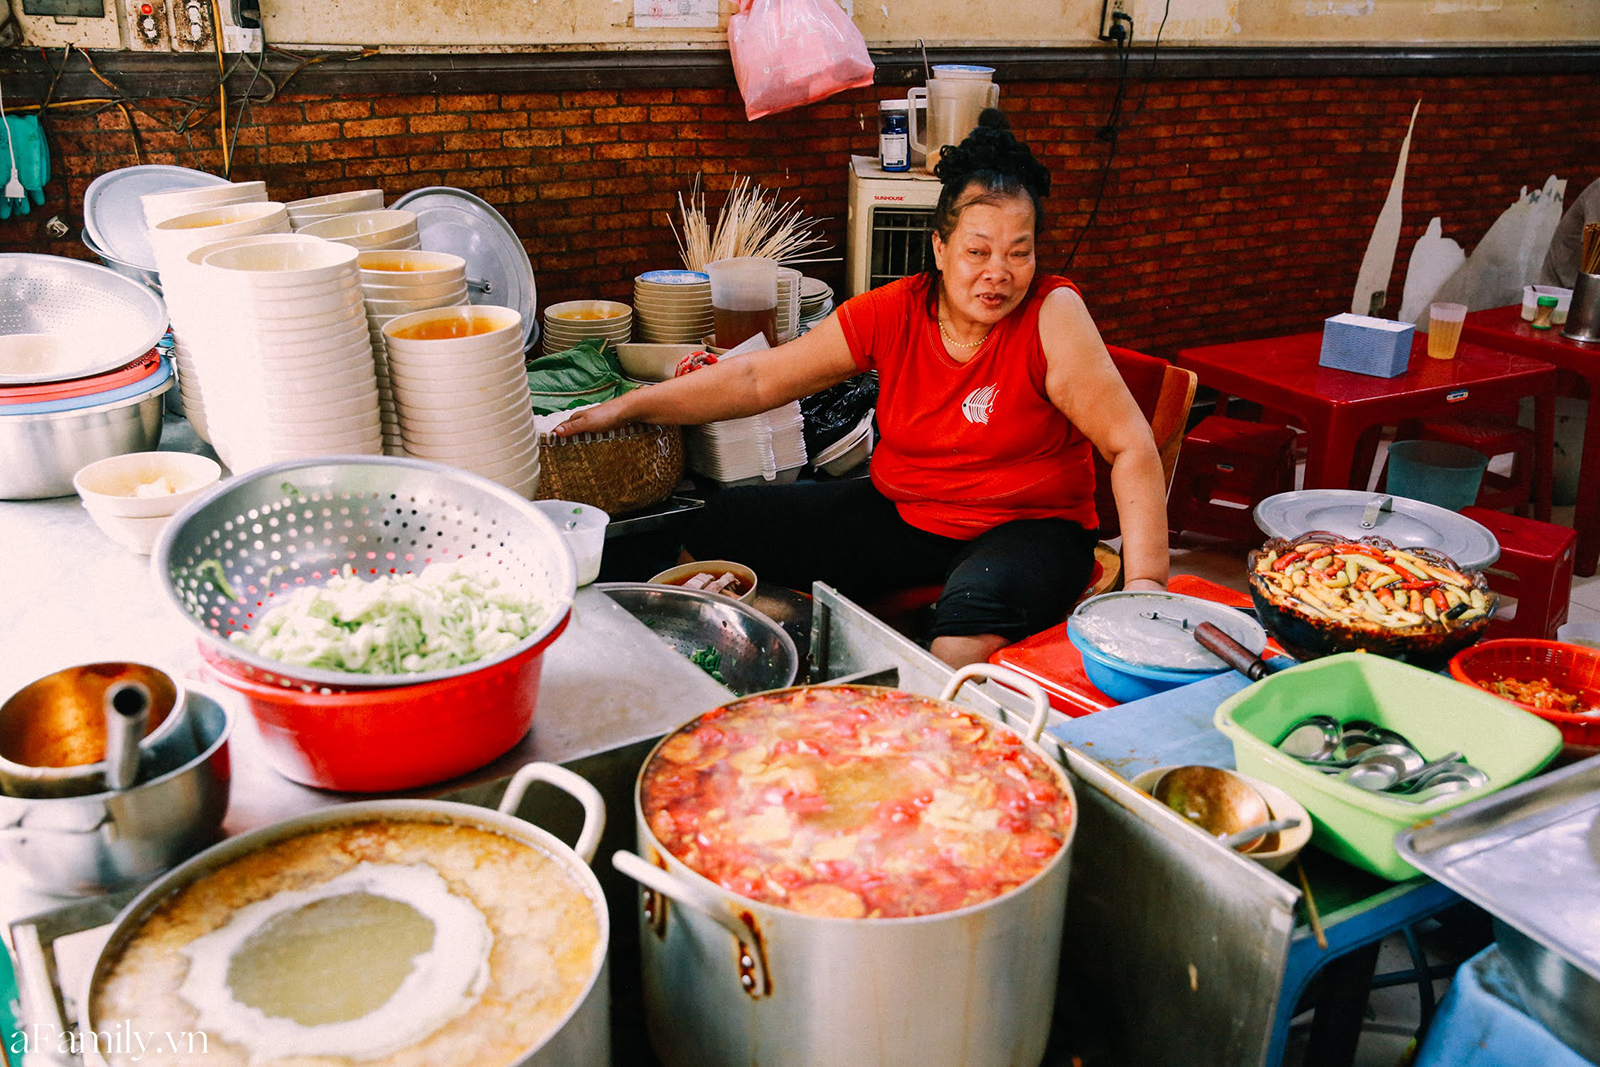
[672,174,829,271]
[1582,222,1600,276]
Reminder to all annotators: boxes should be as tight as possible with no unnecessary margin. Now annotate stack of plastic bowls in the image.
[141,180,267,230]
[541,299,632,356]
[632,270,713,343]
[357,250,470,456]
[189,235,380,471]
[381,305,540,498]
[147,202,293,444]
[284,189,385,231]
[298,209,421,252]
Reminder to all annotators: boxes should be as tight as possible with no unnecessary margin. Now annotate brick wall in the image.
[8,72,1596,359]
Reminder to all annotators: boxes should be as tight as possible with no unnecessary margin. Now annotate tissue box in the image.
[1319,313,1415,378]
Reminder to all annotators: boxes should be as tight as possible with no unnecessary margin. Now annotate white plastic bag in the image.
[727,0,875,121]
[1430,175,1567,312]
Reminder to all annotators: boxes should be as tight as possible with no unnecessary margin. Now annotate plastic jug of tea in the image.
[906,65,1000,174]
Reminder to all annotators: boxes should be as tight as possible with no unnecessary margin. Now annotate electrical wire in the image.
[209,0,229,175]
[0,73,26,200]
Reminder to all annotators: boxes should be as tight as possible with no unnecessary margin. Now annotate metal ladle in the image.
[1152,765,1272,840]
[102,680,151,792]
[1216,816,1304,852]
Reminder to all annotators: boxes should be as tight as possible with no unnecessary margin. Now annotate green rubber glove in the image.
[0,114,49,220]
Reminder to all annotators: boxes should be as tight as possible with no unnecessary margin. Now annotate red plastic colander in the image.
[1449,639,1600,756]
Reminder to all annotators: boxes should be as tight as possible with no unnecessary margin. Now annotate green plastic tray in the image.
[1214,652,1562,880]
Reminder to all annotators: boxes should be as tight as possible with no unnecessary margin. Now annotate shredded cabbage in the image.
[230,559,551,674]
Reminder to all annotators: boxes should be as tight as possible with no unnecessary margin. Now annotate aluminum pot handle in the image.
[613,850,772,999]
[498,762,606,866]
[939,662,1051,742]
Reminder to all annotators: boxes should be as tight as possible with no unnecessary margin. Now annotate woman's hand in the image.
[552,396,634,437]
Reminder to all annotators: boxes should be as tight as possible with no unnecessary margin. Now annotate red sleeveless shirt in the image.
[836,274,1098,540]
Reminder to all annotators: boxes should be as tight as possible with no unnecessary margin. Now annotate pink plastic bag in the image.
[728,0,876,121]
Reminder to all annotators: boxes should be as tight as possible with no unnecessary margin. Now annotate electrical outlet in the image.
[166,0,211,50]
[1099,0,1132,42]
[124,0,167,49]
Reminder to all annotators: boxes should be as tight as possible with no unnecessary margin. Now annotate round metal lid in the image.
[82,165,232,272]
[1254,490,1500,571]
[1070,591,1267,672]
[391,187,538,351]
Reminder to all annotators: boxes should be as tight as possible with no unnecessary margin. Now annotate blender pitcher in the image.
[907,65,1000,173]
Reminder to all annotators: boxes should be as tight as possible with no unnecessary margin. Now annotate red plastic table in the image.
[1461,304,1600,576]
[1176,331,1556,523]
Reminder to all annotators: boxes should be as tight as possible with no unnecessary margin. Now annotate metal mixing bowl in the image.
[597,582,799,695]
[0,369,172,499]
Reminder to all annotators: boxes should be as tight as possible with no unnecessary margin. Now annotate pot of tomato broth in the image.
[613,664,1076,1067]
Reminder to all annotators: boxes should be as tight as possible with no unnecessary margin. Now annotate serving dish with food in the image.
[612,664,1075,1067]
[1247,530,1494,669]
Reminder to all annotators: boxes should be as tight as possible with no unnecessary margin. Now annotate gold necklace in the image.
[938,316,991,350]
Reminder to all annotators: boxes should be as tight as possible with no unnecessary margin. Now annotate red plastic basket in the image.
[1449,639,1600,756]
[197,608,569,792]
[0,349,161,405]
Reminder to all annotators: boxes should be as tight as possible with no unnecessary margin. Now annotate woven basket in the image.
[535,423,684,515]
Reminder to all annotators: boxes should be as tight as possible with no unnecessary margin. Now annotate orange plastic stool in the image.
[1461,506,1577,641]
[1169,416,1298,543]
[1404,416,1535,515]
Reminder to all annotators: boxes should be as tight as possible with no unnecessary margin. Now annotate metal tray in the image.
[1395,754,1600,982]
[81,165,230,272]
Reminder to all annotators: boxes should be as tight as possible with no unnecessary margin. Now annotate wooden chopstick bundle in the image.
[672,173,829,271]
[1582,222,1600,277]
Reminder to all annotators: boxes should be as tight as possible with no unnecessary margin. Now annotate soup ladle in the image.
[102,680,151,792]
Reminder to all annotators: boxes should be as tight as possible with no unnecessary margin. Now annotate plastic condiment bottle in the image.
[879,100,910,172]
[1531,294,1558,330]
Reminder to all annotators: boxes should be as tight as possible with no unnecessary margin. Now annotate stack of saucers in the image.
[298,209,421,252]
[284,189,385,231]
[382,305,540,498]
[632,270,713,343]
[141,180,267,230]
[357,249,470,456]
[685,401,808,487]
[798,276,835,334]
[147,201,292,443]
[541,300,632,356]
[188,235,380,472]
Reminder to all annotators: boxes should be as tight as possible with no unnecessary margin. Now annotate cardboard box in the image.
[1319,313,1414,378]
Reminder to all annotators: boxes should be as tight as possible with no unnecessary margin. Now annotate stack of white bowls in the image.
[284,189,385,231]
[298,209,421,252]
[632,270,713,343]
[357,249,471,456]
[541,300,632,356]
[187,235,381,471]
[381,305,540,498]
[141,180,267,230]
[147,201,293,443]
[685,401,808,487]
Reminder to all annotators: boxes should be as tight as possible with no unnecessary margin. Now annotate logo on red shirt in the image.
[961,384,998,425]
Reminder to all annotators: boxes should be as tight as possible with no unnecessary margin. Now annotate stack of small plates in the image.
[188,235,381,472]
[298,209,421,252]
[542,300,632,356]
[146,201,293,443]
[284,189,385,231]
[382,305,540,498]
[811,410,875,476]
[685,402,808,487]
[798,276,835,335]
[632,270,713,343]
[357,250,471,456]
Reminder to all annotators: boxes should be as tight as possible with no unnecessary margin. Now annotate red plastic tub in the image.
[1449,639,1600,757]
[197,608,570,792]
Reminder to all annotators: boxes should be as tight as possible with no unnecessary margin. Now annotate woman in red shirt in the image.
[557,111,1168,667]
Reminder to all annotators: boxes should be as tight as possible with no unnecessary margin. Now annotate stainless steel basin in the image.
[597,582,798,695]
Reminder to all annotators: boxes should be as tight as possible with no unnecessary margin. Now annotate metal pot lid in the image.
[391,187,537,351]
[82,165,232,272]
[1254,490,1500,571]
[1070,591,1267,672]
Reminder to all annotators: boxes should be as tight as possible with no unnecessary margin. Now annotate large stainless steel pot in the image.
[614,663,1076,1067]
[69,762,611,1067]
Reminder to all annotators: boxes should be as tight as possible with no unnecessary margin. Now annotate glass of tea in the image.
[706,257,779,349]
[1427,302,1467,360]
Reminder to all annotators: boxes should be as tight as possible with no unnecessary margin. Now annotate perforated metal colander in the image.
[153,456,577,688]
[0,254,168,384]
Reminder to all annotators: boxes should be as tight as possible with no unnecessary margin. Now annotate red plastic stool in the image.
[1399,416,1535,515]
[1168,416,1298,543]
[1461,506,1577,640]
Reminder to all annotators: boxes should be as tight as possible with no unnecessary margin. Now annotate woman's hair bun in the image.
[934,107,1050,199]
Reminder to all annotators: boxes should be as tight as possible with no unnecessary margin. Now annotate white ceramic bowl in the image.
[382,306,524,353]
[357,249,467,282]
[72,451,222,520]
[78,506,183,555]
[471,452,541,485]
[648,559,759,604]
[396,392,531,429]
[200,239,360,287]
[545,299,631,321]
[298,209,417,241]
[362,288,470,314]
[1129,767,1312,873]
[285,189,384,216]
[615,343,702,382]
[361,276,468,300]
[142,181,268,227]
